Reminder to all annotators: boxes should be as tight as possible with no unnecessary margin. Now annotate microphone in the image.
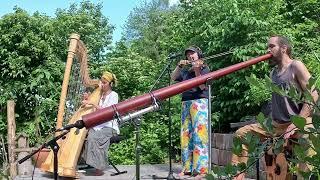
[168,52,182,59]
[55,120,85,132]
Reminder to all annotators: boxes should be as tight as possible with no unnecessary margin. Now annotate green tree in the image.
[121,0,320,132]
[1,0,320,171]
[0,8,62,139]
[124,0,175,60]
[0,1,114,145]
[115,0,320,167]
[51,1,114,62]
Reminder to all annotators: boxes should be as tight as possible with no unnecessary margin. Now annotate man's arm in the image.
[293,61,319,118]
[171,60,188,81]
[284,61,318,139]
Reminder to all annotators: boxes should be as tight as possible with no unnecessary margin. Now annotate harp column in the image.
[56,34,80,130]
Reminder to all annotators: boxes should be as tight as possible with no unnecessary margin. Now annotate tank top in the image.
[271,61,303,123]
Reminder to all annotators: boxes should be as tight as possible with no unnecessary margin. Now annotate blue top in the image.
[174,66,210,101]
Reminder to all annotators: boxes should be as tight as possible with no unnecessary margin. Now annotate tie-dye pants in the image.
[181,98,209,175]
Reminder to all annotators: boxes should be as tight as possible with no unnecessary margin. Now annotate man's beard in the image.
[268,58,277,67]
[269,50,282,66]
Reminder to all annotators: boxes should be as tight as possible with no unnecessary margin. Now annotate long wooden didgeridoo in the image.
[81,53,272,128]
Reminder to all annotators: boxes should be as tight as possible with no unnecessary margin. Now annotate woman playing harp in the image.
[81,71,119,176]
[40,34,119,177]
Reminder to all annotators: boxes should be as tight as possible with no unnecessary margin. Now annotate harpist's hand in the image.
[81,92,92,107]
[81,99,90,107]
[82,92,90,100]
[98,81,103,89]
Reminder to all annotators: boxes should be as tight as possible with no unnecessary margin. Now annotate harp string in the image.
[63,55,85,124]
[61,38,99,126]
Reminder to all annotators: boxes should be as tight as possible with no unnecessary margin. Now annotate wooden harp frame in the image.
[40,33,100,177]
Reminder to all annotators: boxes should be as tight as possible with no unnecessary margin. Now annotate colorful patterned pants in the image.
[181,98,209,175]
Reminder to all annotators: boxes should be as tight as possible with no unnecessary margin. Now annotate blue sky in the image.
[0,0,153,44]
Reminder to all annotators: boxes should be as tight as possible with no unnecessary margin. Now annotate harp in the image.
[40,34,102,177]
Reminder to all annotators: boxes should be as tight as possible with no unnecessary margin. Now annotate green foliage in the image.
[291,115,306,130]
[124,0,172,60]
[96,51,159,99]
[312,113,320,130]
[0,8,62,141]
[115,0,320,168]
[52,1,114,62]
[1,0,320,171]
[232,136,242,156]
[246,75,272,105]
[109,116,172,164]
[217,63,320,178]
[0,0,113,156]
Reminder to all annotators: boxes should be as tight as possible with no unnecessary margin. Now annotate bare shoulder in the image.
[292,60,306,68]
[291,60,311,83]
[291,60,309,73]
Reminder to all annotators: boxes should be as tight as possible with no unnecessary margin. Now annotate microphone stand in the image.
[18,130,70,180]
[133,117,142,180]
[149,53,180,92]
[206,78,214,173]
[151,54,179,180]
[114,99,160,180]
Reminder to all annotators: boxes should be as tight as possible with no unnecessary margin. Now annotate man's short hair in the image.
[272,35,292,57]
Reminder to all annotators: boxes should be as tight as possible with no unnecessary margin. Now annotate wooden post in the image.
[7,100,17,178]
